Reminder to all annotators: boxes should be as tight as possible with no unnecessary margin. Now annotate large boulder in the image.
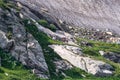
[49,45,114,77]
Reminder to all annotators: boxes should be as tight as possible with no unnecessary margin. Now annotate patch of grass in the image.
[0,48,44,80]
[0,0,5,7]
[0,0,10,9]
[0,0,20,11]
[24,19,120,80]
[38,20,49,28]
[49,24,57,32]
[24,20,94,80]
[76,38,120,77]
[23,19,64,80]
[38,20,57,32]
[63,67,120,80]
[77,38,120,56]
[64,68,93,79]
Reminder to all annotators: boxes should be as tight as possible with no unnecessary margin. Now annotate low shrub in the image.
[49,24,57,32]
[38,19,49,28]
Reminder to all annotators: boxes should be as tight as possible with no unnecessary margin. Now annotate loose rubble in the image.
[69,27,120,44]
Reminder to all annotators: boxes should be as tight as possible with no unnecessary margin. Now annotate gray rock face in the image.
[53,60,73,77]
[0,7,49,78]
[49,45,114,77]
[15,0,120,35]
[54,60,73,71]
[32,20,76,45]
[99,51,120,63]
[11,33,49,78]
[0,30,14,51]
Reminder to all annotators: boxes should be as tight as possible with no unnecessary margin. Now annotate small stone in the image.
[81,74,86,77]
[99,51,105,56]
[16,34,22,38]
[17,2,23,8]
[5,73,8,76]
[59,19,63,24]
[19,13,24,19]
[68,26,73,29]
[106,32,113,35]
[27,42,35,48]
[103,70,113,75]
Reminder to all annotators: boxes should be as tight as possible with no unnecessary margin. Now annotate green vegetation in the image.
[38,19,57,32]
[38,20,49,28]
[0,49,44,80]
[0,1,120,78]
[0,0,10,9]
[6,27,13,39]
[0,0,5,8]
[23,19,120,80]
[24,19,64,80]
[24,19,93,80]
[77,38,120,56]
[77,38,120,78]
[1,17,120,79]
[0,0,21,11]
[6,31,12,39]
[49,24,57,32]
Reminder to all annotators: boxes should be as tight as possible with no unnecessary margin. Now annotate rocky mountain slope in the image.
[15,0,120,35]
[0,0,120,80]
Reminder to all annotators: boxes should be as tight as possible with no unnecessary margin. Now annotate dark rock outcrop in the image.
[99,51,120,63]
